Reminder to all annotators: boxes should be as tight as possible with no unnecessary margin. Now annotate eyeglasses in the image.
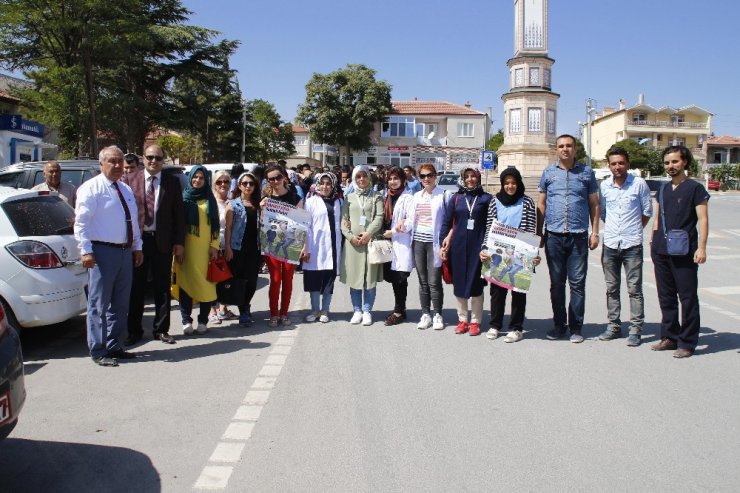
[419,173,436,179]
[267,175,283,182]
[240,181,256,187]
[145,155,163,161]
[215,180,230,185]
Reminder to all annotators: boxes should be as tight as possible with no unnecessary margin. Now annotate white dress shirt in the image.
[74,173,142,255]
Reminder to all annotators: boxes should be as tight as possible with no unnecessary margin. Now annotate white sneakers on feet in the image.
[432,313,444,330]
[361,312,372,326]
[350,311,363,324]
[486,328,499,340]
[503,330,523,343]
[305,312,318,323]
[194,323,207,335]
[182,322,194,335]
[417,313,432,330]
[319,312,330,323]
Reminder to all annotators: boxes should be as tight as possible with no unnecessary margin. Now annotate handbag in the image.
[368,239,393,264]
[442,194,459,284]
[207,257,233,283]
[216,277,247,305]
[659,184,690,256]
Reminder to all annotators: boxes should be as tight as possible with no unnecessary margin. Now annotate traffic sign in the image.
[481,150,496,170]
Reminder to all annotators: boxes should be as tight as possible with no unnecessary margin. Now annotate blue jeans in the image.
[179,289,213,325]
[602,245,644,334]
[350,287,376,313]
[545,232,589,333]
[310,292,333,313]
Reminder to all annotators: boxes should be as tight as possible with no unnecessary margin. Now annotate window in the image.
[632,113,647,124]
[515,68,524,87]
[529,67,540,85]
[510,109,521,134]
[382,117,415,137]
[294,135,307,146]
[0,172,23,188]
[672,137,685,146]
[547,109,556,134]
[543,68,551,87]
[670,114,685,126]
[457,122,474,138]
[415,123,438,139]
[2,195,75,237]
[713,152,722,163]
[380,152,411,167]
[528,108,542,133]
[657,134,663,142]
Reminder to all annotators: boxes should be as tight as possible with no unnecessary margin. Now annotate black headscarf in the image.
[496,167,525,206]
[183,165,220,240]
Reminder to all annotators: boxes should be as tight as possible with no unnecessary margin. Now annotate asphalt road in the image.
[1,192,739,492]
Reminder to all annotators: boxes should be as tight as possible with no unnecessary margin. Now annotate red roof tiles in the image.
[391,101,484,116]
[707,135,740,146]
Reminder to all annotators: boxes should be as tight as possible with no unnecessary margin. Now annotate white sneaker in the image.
[305,312,318,323]
[432,313,444,330]
[182,322,194,335]
[194,323,207,335]
[350,311,363,324]
[486,328,499,340]
[362,312,372,326]
[417,313,432,330]
[319,312,330,323]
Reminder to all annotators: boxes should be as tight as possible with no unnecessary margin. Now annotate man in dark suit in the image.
[123,144,185,345]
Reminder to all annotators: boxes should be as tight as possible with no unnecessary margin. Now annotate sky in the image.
[182,0,740,137]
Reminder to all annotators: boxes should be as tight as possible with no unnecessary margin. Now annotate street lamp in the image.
[585,98,597,166]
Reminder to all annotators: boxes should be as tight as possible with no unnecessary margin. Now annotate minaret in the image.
[497,0,560,176]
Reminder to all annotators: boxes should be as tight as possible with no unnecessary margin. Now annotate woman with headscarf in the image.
[172,165,221,335]
[480,167,539,343]
[440,167,493,336]
[226,171,262,326]
[260,164,306,327]
[302,172,343,322]
[381,166,415,326]
[340,165,384,326]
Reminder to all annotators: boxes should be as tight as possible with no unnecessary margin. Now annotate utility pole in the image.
[585,98,595,166]
[240,100,246,163]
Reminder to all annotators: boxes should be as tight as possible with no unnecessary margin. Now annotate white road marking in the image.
[723,229,740,237]
[194,466,232,490]
[270,344,292,354]
[222,422,255,440]
[702,286,740,296]
[233,405,263,421]
[251,377,277,389]
[258,365,282,377]
[243,390,271,405]
[265,354,287,365]
[208,443,246,463]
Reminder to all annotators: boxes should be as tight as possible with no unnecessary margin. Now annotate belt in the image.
[546,230,587,237]
[142,231,156,237]
[92,240,128,249]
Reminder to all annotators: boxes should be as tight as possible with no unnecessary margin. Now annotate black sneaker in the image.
[546,327,567,340]
[92,356,118,367]
[597,329,622,341]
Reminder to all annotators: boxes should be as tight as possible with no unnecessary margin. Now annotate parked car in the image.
[0,159,100,190]
[707,179,720,191]
[0,296,25,441]
[436,172,459,193]
[0,187,88,328]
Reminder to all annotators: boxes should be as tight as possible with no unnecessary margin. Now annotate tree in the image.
[298,64,392,164]
[606,139,663,176]
[574,137,588,164]
[244,99,295,163]
[486,129,504,152]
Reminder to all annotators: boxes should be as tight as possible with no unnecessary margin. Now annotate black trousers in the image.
[651,251,700,350]
[489,283,526,331]
[228,248,260,314]
[384,263,409,314]
[128,234,174,336]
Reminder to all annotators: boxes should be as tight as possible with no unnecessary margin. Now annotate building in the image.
[705,135,740,166]
[284,125,334,169]
[497,0,560,177]
[352,100,490,171]
[587,94,712,166]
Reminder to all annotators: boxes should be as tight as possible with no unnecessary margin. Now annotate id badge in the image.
[359,215,367,226]
[466,219,475,230]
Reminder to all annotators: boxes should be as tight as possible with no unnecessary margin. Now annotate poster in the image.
[481,220,540,293]
[260,198,311,265]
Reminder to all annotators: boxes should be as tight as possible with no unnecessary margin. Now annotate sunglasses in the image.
[145,155,163,161]
[267,175,283,182]
[419,173,436,179]
[215,180,230,185]
[240,181,256,187]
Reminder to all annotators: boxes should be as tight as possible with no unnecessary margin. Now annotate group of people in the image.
[71,134,709,367]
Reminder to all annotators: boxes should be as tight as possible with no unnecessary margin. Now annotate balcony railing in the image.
[628,120,709,129]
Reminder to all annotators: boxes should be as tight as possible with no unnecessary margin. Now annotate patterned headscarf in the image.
[312,172,339,199]
[458,167,484,195]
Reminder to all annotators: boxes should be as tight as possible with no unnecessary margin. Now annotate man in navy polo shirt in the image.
[537,134,600,343]
[650,145,709,358]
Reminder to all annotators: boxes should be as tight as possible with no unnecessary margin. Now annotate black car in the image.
[0,301,25,441]
[0,159,100,190]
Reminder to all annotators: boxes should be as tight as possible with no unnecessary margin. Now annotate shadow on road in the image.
[0,438,161,492]
[695,326,740,356]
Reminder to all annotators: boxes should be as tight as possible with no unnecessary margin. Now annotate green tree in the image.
[486,129,504,152]
[574,137,588,164]
[606,139,664,175]
[298,64,392,164]
[244,99,295,163]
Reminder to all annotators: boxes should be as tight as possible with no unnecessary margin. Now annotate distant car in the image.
[0,159,100,190]
[707,179,720,191]
[0,291,25,441]
[436,172,459,193]
[0,187,88,328]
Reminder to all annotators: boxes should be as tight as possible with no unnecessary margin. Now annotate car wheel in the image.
[0,297,21,330]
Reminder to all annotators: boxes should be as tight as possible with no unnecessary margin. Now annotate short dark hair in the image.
[606,147,630,164]
[662,145,693,164]
[556,134,577,145]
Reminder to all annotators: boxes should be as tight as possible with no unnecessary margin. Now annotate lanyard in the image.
[464,195,478,218]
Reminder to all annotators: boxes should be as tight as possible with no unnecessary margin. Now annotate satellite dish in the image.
[638,138,651,145]
[427,131,435,140]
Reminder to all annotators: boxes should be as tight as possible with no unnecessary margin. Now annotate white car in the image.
[0,187,87,328]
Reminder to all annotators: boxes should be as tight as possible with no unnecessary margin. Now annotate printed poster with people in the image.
[260,198,311,265]
[481,220,540,293]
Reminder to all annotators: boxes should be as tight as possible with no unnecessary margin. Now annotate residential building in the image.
[497,0,560,177]
[588,94,712,166]
[352,100,490,171]
[284,125,333,168]
[705,135,740,166]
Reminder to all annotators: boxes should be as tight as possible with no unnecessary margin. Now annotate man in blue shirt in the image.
[598,148,652,347]
[537,134,600,343]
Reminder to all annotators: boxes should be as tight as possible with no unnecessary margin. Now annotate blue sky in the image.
[183,0,740,137]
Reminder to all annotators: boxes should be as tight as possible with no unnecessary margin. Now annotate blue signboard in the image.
[481,150,496,170]
[0,114,45,138]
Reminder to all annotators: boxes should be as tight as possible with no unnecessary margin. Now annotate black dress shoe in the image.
[154,332,176,344]
[92,356,119,367]
[125,333,143,346]
[109,349,136,360]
